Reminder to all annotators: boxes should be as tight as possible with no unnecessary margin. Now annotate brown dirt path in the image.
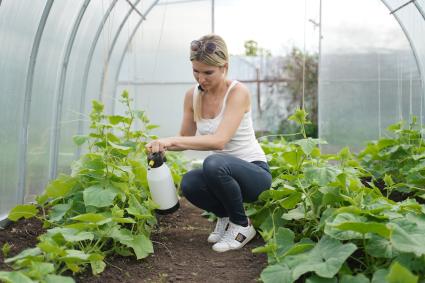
[0,198,267,283]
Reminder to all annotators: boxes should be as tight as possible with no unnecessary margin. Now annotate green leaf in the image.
[365,234,399,259]
[49,202,72,222]
[372,269,389,283]
[8,204,38,221]
[71,213,106,223]
[340,274,369,283]
[47,227,94,242]
[108,115,129,125]
[73,135,88,146]
[260,264,292,283]
[120,234,153,259]
[45,174,76,198]
[304,166,339,186]
[83,185,117,208]
[0,271,34,283]
[282,151,303,167]
[45,275,76,283]
[90,260,106,275]
[27,261,54,279]
[390,215,425,256]
[293,138,326,156]
[383,174,395,187]
[386,261,418,283]
[2,243,11,258]
[5,247,41,263]
[334,222,391,239]
[108,141,131,151]
[325,213,367,240]
[288,108,309,126]
[306,275,337,283]
[287,236,357,280]
[279,192,302,209]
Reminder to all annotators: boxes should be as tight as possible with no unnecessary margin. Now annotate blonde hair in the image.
[190,34,229,122]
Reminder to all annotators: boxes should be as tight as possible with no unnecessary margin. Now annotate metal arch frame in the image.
[98,0,143,104]
[111,0,160,113]
[77,0,118,158]
[16,1,55,207]
[381,0,424,90]
[49,0,91,180]
[413,0,425,20]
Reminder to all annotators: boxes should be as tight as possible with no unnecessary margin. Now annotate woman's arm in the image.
[179,87,197,137]
[146,83,250,153]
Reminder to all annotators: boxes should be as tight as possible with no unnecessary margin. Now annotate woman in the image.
[146,34,272,252]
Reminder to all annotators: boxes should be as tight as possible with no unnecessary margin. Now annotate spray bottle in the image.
[147,152,180,214]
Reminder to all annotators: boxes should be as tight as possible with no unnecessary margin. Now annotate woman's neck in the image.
[205,80,229,97]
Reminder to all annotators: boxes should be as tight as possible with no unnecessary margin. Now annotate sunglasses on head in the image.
[190,40,217,55]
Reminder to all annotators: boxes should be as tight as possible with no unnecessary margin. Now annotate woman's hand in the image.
[145,138,174,153]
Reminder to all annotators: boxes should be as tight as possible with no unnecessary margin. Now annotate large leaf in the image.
[46,227,94,242]
[120,234,153,259]
[8,204,38,221]
[45,174,76,198]
[304,166,339,186]
[324,213,367,240]
[386,261,418,283]
[5,247,41,263]
[27,261,54,279]
[365,234,399,259]
[293,138,326,156]
[45,275,75,283]
[0,271,34,283]
[340,274,369,283]
[390,214,425,256]
[306,275,337,283]
[83,185,117,208]
[260,263,292,283]
[286,236,357,280]
[49,202,72,222]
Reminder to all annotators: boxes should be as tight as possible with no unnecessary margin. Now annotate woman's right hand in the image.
[145,138,173,153]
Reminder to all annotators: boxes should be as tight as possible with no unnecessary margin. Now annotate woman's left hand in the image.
[145,138,174,153]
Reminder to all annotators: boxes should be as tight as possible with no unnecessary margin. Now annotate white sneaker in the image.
[212,221,256,252]
[207,217,230,243]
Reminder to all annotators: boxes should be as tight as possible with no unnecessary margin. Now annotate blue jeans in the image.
[181,154,272,226]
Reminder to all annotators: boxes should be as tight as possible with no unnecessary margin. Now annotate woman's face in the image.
[192,60,226,91]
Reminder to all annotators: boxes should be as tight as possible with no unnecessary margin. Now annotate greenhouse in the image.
[1,0,425,282]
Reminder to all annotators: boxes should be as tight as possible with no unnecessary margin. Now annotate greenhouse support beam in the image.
[18,0,54,205]
[125,0,146,19]
[413,1,425,20]
[381,1,424,94]
[389,0,415,14]
[49,0,91,180]
[98,0,142,104]
[109,0,160,114]
[157,0,209,5]
[78,0,118,159]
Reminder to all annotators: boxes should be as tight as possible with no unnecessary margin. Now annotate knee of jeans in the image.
[203,154,226,177]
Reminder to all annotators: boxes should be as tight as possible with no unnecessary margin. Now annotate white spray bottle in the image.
[147,152,180,214]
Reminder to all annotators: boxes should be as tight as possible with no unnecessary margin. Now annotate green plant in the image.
[247,109,425,282]
[0,91,183,282]
[358,116,425,199]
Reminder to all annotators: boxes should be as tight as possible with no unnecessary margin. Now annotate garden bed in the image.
[1,198,267,282]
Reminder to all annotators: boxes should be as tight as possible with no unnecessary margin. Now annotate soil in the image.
[0,198,267,283]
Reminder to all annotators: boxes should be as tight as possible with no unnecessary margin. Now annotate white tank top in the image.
[193,80,267,163]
